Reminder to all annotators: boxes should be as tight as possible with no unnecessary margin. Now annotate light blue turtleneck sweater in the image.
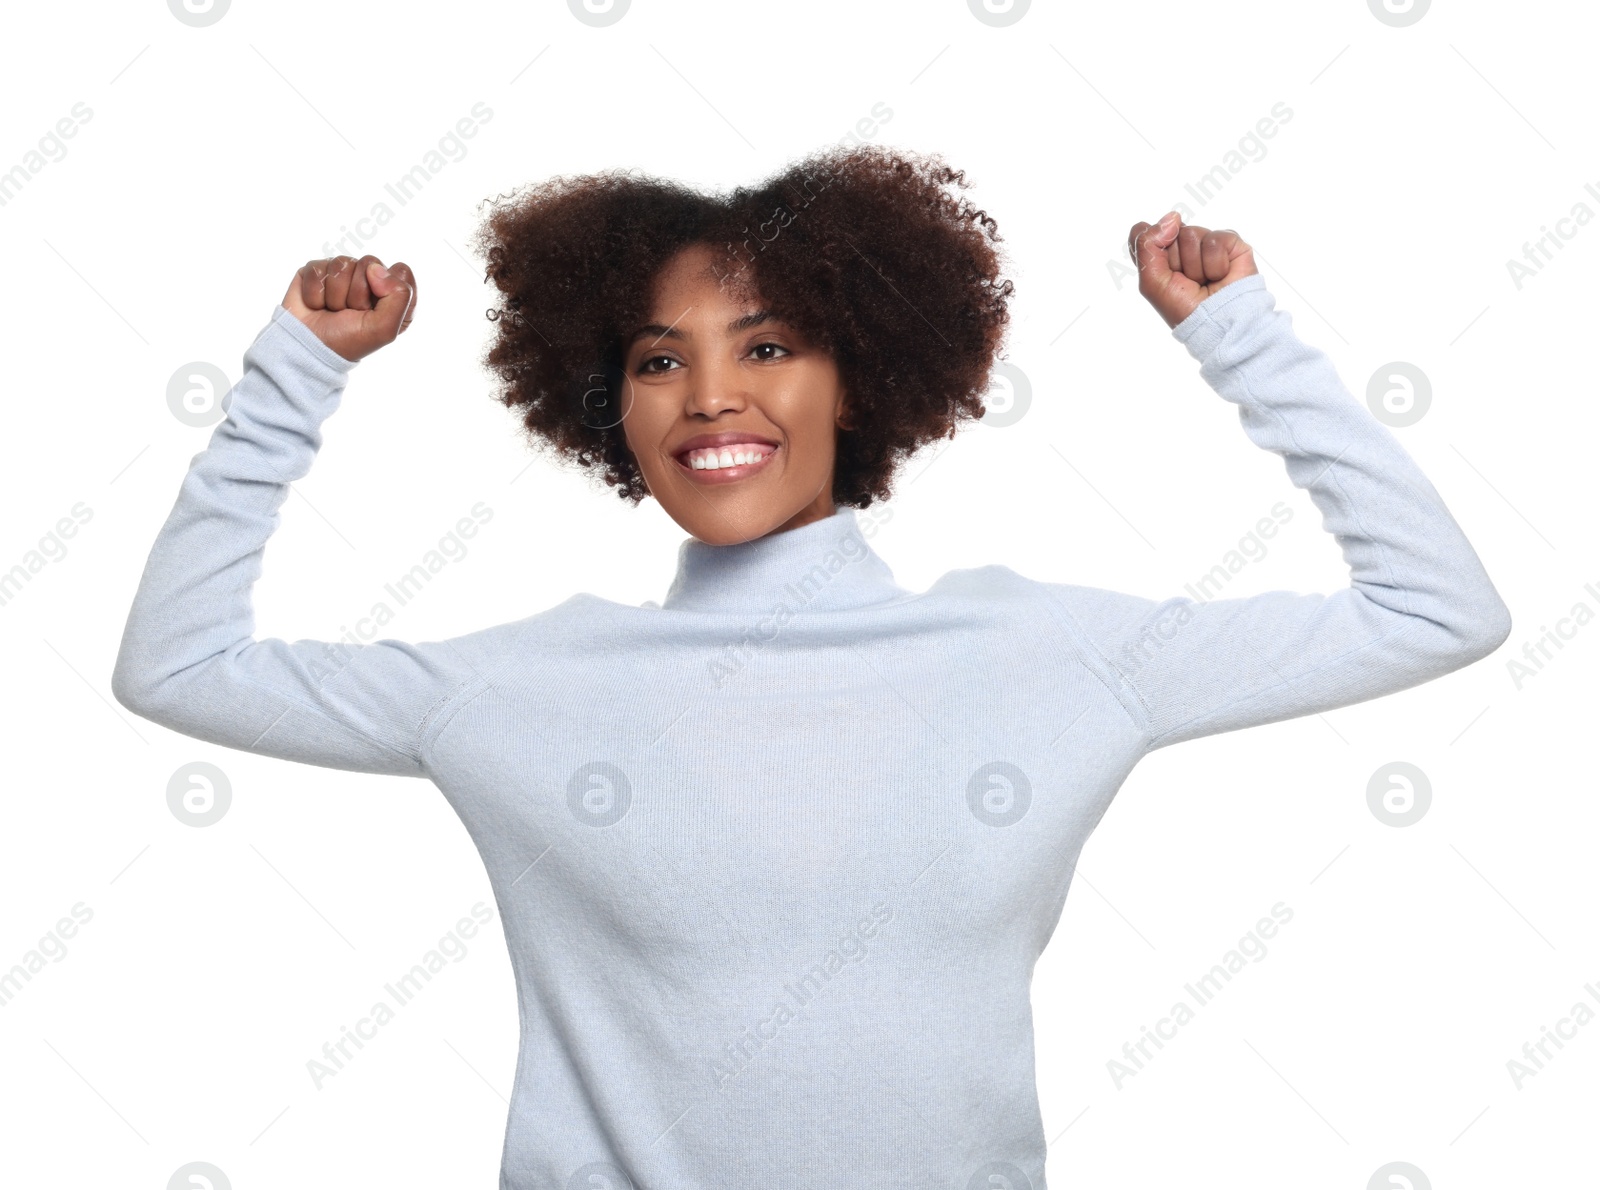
[111,273,1511,1189]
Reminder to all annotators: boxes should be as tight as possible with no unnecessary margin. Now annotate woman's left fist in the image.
[1127,212,1258,328]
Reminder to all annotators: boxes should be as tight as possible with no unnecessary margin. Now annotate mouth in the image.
[672,440,780,484]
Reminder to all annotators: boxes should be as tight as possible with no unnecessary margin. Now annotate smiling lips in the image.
[673,440,779,483]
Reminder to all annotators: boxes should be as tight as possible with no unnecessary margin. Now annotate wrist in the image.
[266,305,360,374]
[1171,273,1271,358]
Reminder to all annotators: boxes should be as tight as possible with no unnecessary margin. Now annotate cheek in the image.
[620,394,671,458]
[619,413,643,455]
[776,365,846,444]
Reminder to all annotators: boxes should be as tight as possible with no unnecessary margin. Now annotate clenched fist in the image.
[282,255,417,362]
[1127,213,1257,329]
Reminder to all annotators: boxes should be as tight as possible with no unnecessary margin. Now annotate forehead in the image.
[648,242,762,306]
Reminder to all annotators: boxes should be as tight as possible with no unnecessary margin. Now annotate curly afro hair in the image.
[469,143,1015,508]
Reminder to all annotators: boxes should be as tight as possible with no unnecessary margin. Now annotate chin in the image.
[662,500,802,546]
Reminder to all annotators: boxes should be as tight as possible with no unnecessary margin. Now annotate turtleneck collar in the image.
[659,506,907,614]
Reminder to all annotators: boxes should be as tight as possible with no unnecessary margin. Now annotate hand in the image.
[281,255,418,362]
[1127,213,1257,329]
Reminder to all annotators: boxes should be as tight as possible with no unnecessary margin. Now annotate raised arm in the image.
[111,257,477,777]
[1045,215,1511,751]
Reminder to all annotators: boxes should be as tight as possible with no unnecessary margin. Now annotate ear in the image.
[835,390,855,432]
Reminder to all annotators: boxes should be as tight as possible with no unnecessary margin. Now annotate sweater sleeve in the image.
[111,306,475,778]
[1042,273,1512,751]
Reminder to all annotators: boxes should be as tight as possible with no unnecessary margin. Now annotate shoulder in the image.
[926,562,1185,661]
[407,594,606,748]
[928,562,1163,625]
[926,564,1165,736]
[428,593,601,673]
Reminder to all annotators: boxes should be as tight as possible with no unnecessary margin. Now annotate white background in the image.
[1,0,1594,1186]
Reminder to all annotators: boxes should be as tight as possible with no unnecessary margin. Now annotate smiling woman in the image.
[112,141,1512,1189]
[468,144,1013,544]
[617,242,853,540]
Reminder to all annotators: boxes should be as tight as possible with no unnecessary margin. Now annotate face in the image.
[617,242,851,545]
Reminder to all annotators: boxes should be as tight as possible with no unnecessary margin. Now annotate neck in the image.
[661,506,904,614]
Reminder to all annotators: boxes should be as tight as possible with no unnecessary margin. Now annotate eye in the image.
[637,354,681,375]
[750,341,791,361]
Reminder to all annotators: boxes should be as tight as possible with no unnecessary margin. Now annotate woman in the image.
[112,145,1510,1189]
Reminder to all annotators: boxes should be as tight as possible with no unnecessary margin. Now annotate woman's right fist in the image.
[282,255,417,362]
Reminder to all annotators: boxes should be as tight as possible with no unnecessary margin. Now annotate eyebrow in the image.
[627,308,775,348]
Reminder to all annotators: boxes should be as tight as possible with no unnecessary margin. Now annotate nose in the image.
[683,349,750,418]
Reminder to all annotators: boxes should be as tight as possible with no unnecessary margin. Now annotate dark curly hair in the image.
[469,143,1015,508]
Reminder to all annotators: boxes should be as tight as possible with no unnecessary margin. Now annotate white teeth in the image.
[685,444,772,470]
